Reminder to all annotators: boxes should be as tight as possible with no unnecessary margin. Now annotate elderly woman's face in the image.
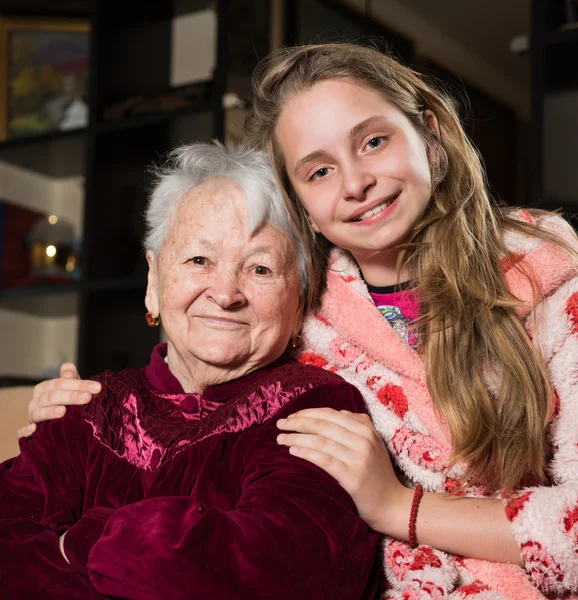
[146,177,303,374]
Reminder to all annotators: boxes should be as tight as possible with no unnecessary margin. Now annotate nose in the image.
[206,270,247,310]
[341,161,376,201]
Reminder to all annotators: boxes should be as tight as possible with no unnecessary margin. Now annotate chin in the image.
[195,344,249,368]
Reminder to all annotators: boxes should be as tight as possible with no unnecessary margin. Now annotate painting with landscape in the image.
[0,19,90,141]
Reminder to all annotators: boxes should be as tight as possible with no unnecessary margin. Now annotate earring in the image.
[145,312,161,327]
[307,218,317,236]
[430,161,441,186]
[288,334,302,350]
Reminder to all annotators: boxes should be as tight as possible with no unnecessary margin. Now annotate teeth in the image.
[353,197,396,222]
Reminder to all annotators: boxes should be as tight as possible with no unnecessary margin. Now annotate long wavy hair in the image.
[245,42,578,492]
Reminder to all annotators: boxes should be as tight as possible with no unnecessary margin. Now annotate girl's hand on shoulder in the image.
[277,407,411,532]
[16,363,101,439]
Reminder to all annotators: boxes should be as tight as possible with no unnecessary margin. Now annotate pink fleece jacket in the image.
[298,211,578,599]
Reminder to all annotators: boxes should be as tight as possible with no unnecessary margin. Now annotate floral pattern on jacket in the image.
[299,211,578,599]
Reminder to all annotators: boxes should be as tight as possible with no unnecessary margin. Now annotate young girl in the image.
[21,43,578,599]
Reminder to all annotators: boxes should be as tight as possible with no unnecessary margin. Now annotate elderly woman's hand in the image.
[16,364,101,439]
[277,407,412,533]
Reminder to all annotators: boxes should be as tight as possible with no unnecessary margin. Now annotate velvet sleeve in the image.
[63,381,382,600]
[0,406,102,599]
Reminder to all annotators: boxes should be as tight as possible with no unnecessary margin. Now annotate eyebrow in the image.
[188,240,281,259]
[293,115,388,176]
[348,116,388,140]
[247,244,277,256]
[294,150,328,177]
[193,239,216,249]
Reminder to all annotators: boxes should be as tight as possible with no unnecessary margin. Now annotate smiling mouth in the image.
[350,194,400,222]
[197,316,246,326]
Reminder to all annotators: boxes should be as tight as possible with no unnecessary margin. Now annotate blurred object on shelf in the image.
[224,93,248,143]
[510,34,530,55]
[0,200,45,289]
[26,214,79,282]
[102,81,211,122]
[60,97,89,130]
[0,17,90,141]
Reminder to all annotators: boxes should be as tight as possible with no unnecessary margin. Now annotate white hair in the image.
[144,141,307,290]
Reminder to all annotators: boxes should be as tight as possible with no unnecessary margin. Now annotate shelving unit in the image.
[530,0,578,221]
[0,0,230,380]
[1,0,414,382]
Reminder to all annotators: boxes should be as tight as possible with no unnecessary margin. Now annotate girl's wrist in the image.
[377,483,414,539]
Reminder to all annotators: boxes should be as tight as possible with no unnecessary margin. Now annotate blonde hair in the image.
[246,42,578,492]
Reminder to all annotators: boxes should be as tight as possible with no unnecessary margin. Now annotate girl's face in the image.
[276,78,436,276]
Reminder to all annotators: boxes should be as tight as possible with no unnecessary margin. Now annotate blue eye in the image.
[365,136,386,150]
[310,167,330,181]
[253,265,271,275]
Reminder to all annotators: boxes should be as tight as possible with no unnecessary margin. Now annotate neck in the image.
[352,247,407,287]
[166,343,267,394]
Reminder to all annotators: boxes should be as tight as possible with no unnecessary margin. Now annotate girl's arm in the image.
[278,270,578,596]
[277,408,521,564]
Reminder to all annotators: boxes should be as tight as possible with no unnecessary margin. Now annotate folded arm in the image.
[0,406,100,598]
[62,382,381,600]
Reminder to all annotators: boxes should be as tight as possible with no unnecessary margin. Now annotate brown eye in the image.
[191,256,207,265]
[253,265,271,275]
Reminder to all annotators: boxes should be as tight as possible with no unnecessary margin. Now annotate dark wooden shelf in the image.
[0,277,147,317]
[0,282,80,300]
[84,277,147,292]
[0,127,87,152]
[545,27,578,47]
[94,101,215,135]
[0,0,90,17]
[0,283,80,317]
[0,276,146,300]
[0,375,42,388]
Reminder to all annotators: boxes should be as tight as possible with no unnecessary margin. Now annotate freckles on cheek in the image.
[158,268,185,311]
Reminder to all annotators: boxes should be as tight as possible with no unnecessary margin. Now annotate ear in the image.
[291,299,306,338]
[424,109,441,140]
[145,251,160,316]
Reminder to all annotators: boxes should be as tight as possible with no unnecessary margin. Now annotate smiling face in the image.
[145,177,303,390]
[276,78,435,282]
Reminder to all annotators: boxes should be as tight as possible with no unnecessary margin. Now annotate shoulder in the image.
[256,361,360,405]
[501,210,578,306]
[80,367,148,434]
[89,367,146,400]
[236,361,365,427]
[502,209,577,256]
[270,361,347,389]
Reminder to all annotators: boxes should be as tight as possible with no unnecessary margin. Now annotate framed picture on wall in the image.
[0,18,90,142]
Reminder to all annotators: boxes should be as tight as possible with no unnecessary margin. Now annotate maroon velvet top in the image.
[0,344,382,599]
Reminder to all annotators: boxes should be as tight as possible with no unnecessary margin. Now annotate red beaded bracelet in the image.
[409,484,424,549]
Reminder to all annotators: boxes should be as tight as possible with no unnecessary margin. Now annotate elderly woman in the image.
[0,142,381,599]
